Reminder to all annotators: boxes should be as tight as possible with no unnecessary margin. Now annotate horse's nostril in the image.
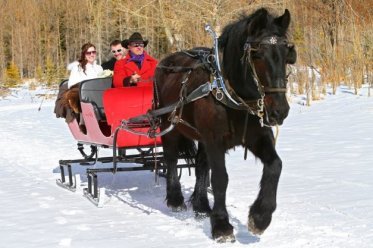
[269,108,288,123]
[273,110,280,118]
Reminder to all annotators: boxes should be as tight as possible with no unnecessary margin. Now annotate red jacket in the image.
[113,52,158,88]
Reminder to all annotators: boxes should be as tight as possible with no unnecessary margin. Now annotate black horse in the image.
[154,8,296,242]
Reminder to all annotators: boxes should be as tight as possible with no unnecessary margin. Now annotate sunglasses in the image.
[85,51,97,55]
[130,43,144,48]
[111,49,122,54]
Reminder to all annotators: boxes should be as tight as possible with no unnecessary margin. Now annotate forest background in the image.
[0,0,372,103]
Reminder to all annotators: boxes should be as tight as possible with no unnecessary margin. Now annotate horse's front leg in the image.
[206,143,235,242]
[247,128,282,235]
[162,133,186,211]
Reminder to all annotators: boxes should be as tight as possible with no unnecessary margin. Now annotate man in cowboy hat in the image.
[113,32,158,87]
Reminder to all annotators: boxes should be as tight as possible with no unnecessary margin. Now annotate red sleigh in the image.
[66,78,161,148]
[55,77,191,205]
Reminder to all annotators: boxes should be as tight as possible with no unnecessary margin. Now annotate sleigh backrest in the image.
[79,77,113,120]
[103,83,161,148]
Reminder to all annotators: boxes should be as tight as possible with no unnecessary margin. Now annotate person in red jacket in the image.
[113,32,158,87]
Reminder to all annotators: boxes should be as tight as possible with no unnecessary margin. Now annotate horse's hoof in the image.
[215,233,236,243]
[168,203,187,212]
[248,216,265,236]
[212,221,234,242]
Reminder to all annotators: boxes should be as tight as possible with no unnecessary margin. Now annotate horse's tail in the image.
[177,136,197,166]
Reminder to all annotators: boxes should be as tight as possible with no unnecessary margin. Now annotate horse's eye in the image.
[259,44,270,49]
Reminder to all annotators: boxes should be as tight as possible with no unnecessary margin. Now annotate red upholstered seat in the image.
[103,84,162,148]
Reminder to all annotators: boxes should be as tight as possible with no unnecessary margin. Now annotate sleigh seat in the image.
[58,77,161,148]
[79,77,113,121]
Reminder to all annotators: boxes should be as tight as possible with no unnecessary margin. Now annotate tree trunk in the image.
[158,0,175,51]
[368,64,372,97]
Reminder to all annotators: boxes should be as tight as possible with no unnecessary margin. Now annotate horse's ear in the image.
[218,22,234,49]
[286,44,297,64]
[275,9,291,32]
[218,32,228,49]
[248,8,269,35]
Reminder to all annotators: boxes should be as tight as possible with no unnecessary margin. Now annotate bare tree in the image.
[0,0,371,92]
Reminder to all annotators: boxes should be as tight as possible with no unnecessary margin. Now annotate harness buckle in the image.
[207,54,215,64]
[257,98,264,111]
[215,89,224,101]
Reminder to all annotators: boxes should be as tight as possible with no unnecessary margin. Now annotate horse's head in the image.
[220,8,297,126]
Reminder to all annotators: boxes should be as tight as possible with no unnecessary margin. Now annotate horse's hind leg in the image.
[247,129,282,235]
[190,142,211,217]
[163,132,188,211]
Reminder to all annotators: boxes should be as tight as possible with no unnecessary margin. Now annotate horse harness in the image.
[120,33,291,138]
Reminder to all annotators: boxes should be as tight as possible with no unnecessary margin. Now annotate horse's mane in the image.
[219,8,288,49]
[218,8,278,61]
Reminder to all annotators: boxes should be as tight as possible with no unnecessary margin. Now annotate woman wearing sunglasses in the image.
[63,42,103,118]
[68,42,103,89]
[113,32,158,87]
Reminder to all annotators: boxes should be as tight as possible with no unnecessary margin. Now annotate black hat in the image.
[120,39,128,48]
[122,32,148,49]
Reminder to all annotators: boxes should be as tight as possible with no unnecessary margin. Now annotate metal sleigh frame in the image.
[56,144,193,206]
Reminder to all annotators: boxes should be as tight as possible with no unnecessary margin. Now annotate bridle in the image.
[219,35,290,125]
[243,35,291,95]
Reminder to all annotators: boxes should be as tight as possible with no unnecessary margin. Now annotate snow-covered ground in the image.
[0,85,372,248]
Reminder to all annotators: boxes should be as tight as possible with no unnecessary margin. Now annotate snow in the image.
[0,85,372,247]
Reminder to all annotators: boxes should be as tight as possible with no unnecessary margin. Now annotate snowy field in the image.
[0,85,372,248]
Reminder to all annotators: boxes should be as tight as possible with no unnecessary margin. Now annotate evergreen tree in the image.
[45,57,56,87]
[57,62,68,83]
[4,62,21,88]
[35,65,44,83]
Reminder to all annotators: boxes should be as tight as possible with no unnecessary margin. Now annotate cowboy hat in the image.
[122,32,148,49]
[120,39,128,48]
